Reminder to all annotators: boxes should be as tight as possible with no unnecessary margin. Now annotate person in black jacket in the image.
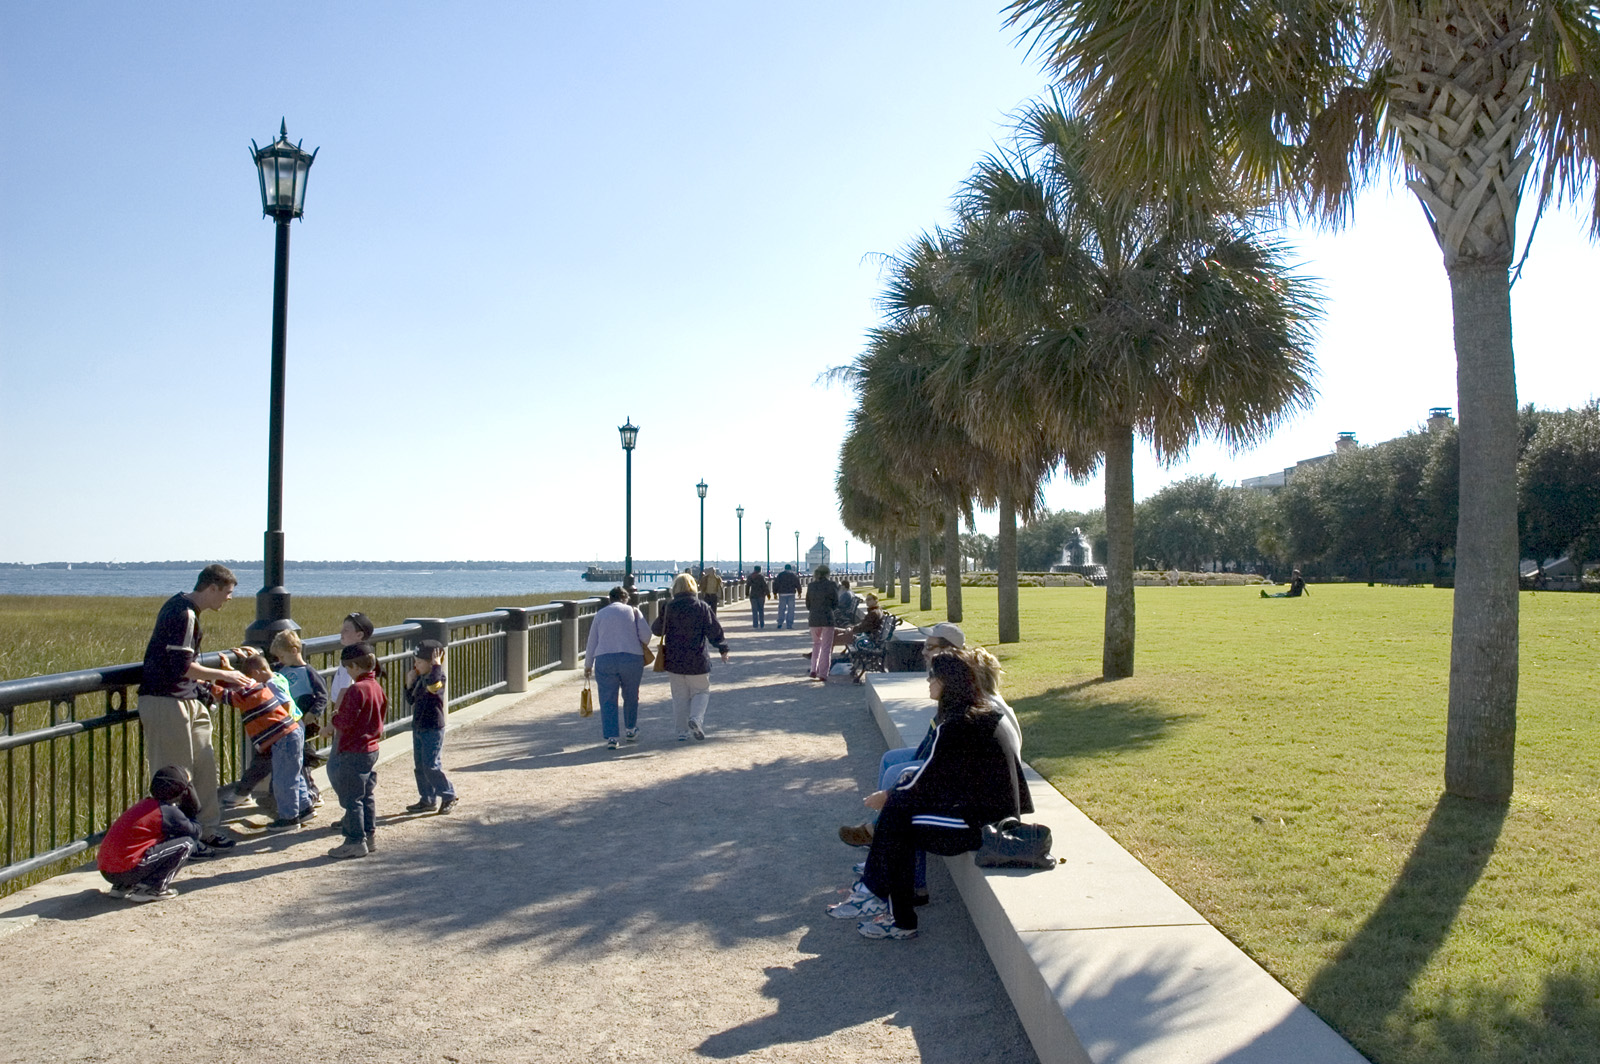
[828,648,1020,940]
[746,566,771,629]
[650,572,730,741]
[805,565,839,680]
[771,564,801,629]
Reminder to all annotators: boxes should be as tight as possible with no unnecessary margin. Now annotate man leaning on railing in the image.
[135,564,251,852]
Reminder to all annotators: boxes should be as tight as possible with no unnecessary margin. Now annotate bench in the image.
[864,675,1369,1064]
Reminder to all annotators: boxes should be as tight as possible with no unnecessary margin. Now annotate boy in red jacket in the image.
[328,642,386,859]
[97,766,203,902]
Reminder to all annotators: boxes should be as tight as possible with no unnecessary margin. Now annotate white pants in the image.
[668,673,711,734]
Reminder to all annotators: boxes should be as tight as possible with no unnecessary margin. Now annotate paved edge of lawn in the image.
[865,672,1373,1064]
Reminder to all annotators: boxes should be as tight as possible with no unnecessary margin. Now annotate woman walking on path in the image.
[652,573,730,741]
[805,565,839,681]
[585,586,654,749]
[701,567,723,614]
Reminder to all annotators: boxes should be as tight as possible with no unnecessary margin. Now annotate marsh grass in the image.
[889,584,1599,1064]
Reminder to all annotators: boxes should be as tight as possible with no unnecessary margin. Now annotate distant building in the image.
[1242,409,1454,491]
[804,536,831,571]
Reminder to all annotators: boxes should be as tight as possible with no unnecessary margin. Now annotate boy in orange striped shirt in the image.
[212,647,311,829]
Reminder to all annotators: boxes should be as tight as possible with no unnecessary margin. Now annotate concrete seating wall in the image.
[864,675,1369,1064]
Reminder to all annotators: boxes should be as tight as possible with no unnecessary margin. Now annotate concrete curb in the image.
[865,674,1370,1064]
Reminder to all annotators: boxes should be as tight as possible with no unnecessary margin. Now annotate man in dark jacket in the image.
[746,566,771,629]
[771,565,801,629]
[805,566,839,681]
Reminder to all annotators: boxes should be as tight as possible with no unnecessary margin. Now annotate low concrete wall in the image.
[865,675,1369,1064]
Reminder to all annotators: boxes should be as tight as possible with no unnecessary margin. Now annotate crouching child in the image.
[98,766,203,902]
[328,641,386,859]
[404,639,456,814]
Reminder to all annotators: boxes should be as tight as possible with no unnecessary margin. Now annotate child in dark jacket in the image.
[98,766,203,902]
[404,639,456,814]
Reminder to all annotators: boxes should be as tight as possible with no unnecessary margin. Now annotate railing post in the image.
[499,608,530,693]
[555,600,580,670]
[404,617,451,707]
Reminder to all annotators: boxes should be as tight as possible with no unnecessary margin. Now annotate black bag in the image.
[974,817,1054,868]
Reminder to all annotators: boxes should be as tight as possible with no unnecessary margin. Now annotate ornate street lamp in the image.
[619,418,639,580]
[765,520,771,574]
[736,506,744,577]
[244,120,317,649]
[696,480,708,576]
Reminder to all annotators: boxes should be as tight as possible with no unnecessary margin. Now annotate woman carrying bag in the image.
[584,586,654,749]
[651,572,730,742]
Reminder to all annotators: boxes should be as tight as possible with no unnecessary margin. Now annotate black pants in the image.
[102,837,197,893]
[702,593,720,614]
[860,795,979,930]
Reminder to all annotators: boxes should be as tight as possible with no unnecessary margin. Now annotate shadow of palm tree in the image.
[1014,683,1195,765]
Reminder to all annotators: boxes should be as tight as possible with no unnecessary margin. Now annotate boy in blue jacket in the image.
[404,639,456,814]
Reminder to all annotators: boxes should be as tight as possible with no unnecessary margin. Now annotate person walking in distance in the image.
[746,565,771,629]
[701,566,723,615]
[772,564,801,630]
[805,564,839,681]
[651,573,730,741]
[135,564,250,851]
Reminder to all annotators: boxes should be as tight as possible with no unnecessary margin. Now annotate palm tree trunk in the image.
[1445,261,1519,801]
[944,505,963,623]
[874,542,886,593]
[1103,424,1136,678]
[998,487,1019,643]
[898,534,911,604]
[919,518,933,611]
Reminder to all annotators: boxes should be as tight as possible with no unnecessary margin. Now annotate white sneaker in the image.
[828,894,886,920]
[687,720,706,741]
[623,728,640,743]
[677,731,690,742]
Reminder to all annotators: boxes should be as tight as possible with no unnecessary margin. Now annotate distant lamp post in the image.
[619,418,639,580]
[765,520,771,573]
[844,540,849,578]
[696,480,708,575]
[736,506,744,576]
[795,530,800,571]
[244,119,317,649]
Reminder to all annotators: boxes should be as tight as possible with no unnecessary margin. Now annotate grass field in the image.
[888,584,1598,1064]
[0,591,590,683]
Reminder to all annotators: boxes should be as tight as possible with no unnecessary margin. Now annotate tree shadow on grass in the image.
[1013,682,1196,765]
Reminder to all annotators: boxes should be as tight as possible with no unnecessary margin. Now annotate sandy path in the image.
[0,612,1037,1063]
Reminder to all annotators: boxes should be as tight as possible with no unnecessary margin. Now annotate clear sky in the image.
[3,2,1596,568]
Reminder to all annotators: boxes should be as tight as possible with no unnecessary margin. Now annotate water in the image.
[0,567,598,598]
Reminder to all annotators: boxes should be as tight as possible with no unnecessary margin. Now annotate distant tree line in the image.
[973,403,1598,582]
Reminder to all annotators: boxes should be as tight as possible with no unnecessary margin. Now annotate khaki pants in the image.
[138,695,220,834]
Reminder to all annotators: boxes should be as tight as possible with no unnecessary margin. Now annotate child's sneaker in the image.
[623,727,640,743]
[218,786,251,809]
[606,737,621,749]
[264,816,301,831]
[124,885,179,903]
[827,883,886,920]
[406,799,438,814]
[857,913,916,940]
[327,839,368,859]
[105,885,130,900]
[438,797,458,814]
[687,720,706,741]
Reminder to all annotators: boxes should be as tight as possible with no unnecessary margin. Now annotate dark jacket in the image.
[894,709,1022,828]
[404,664,447,731]
[746,571,770,599]
[651,592,728,675]
[805,577,838,627]
[772,569,801,595]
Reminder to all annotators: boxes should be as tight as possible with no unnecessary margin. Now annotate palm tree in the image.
[1006,0,1600,799]
[943,100,1320,677]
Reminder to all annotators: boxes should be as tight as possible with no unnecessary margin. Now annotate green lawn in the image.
[890,584,1598,1064]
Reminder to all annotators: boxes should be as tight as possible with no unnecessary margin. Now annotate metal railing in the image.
[0,592,640,895]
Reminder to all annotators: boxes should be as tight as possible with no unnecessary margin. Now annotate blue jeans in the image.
[412,727,455,802]
[269,727,310,820]
[776,594,796,629]
[593,652,644,740]
[750,597,766,628]
[328,750,379,842]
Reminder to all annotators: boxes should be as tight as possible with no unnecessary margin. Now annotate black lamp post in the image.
[619,418,639,580]
[696,480,708,576]
[795,530,800,571]
[244,120,317,649]
[765,520,771,573]
[736,506,744,576]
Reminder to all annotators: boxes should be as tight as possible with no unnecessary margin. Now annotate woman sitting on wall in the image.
[828,647,1020,940]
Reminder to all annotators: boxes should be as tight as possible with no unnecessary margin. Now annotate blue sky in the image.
[3,2,1596,568]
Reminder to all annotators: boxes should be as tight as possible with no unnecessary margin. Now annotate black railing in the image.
[0,592,657,895]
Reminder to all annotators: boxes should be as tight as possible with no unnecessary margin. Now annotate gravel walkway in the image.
[0,610,1038,1063]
